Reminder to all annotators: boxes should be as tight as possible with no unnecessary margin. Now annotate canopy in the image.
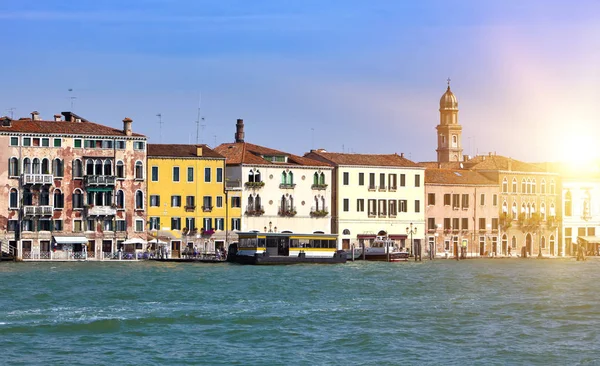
[53,236,88,244]
[578,236,600,244]
[122,238,147,245]
[148,239,168,245]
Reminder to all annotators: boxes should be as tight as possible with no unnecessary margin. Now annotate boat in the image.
[363,235,409,262]
[345,247,363,260]
[227,232,347,265]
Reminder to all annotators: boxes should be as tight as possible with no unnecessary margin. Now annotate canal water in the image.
[1,259,599,365]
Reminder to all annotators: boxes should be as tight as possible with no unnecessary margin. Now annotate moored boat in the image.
[364,235,409,262]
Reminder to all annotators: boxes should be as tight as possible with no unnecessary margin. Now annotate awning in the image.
[389,234,408,240]
[86,187,113,192]
[53,236,88,244]
[578,236,600,244]
[122,238,147,245]
[357,234,376,239]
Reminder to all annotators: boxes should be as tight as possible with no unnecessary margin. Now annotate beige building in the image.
[304,150,426,254]
[424,168,499,257]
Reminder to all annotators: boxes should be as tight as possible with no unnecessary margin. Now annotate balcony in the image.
[185,205,196,212]
[368,185,376,192]
[310,206,329,217]
[85,175,116,186]
[226,179,242,191]
[22,174,53,186]
[23,205,53,216]
[311,183,328,190]
[278,206,297,217]
[389,186,397,192]
[378,186,387,192]
[202,205,213,212]
[245,181,265,189]
[279,183,296,189]
[245,205,265,216]
[85,205,117,216]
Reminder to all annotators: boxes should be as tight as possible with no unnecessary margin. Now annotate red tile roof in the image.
[305,150,421,168]
[0,118,145,137]
[215,142,330,167]
[147,144,224,159]
[464,154,548,173]
[425,168,497,185]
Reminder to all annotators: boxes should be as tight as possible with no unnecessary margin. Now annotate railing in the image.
[245,181,265,189]
[185,205,196,212]
[278,206,297,217]
[310,206,328,217]
[246,205,265,216]
[202,205,213,212]
[389,186,397,192]
[279,183,296,189]
[85,206,117,216]
[368,185,376,191]
[378,212,387,217]
[23,205,53,216]
[22,173,53,185]
[84,175,116,185]
[311,184,328,190]
[378,186,387,192]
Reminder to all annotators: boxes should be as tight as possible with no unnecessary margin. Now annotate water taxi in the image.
[227,232,346,265]
[364,235,409,262]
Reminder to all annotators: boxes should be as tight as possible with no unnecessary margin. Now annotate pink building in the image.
[0,112,147,260]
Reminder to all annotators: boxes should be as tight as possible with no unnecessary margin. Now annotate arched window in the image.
[511,236,517,249]
[53,189,64,209]
[248,170,255,183]
[9,188,18,208]
[248,196,254,210]
[53,158,64,177]
[314,196,320,211]
[550,203,556,217]
[452,135,458,147]
[502,201,508,213]
[320,172,325,185]
[73,189,83,209]
[281,171,287,184]
[135,161,143,179]
[512,178,517,193]
[41,158,50,174]
[103,160,112,176]
[502,177,508,193]
[526,179,531,194]
[116,190,124,209]
[541,236,546,249]
[280,195,286,212]
[255,194,261,209]
[32,158,40,174]
[531,203,536,215]
[549,235,555,250]
[8,157,19,177]
[540,202,546,220]
[565,191,572,216]
[86,159,94,175]
[135,190,144,209]
[116,160,125,178]
[541,179,546,194]
[502,234,508,254]
[342,229,351,235]
[583,191,591,217]
[313,172,319,185]
[23,158,31,174]
[73,159,83,178]
[288,171,294,185]
[521,179,526,194]
[104,190,113,206]
[23,187,32,205]
[550,180,555,195]
[512,201,517,219]
[532,179,536,194]
[94,159,102,175]
[40,187,50,205]
[255,170,261,183]
[521,202,527,215]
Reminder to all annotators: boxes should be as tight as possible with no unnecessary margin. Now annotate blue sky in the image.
[2,0,599,162]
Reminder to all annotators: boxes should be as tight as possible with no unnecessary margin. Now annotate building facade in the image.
[146,144,240,257]
[0,112,147,260]
[215,120,333,236]
[305,150,426,254]
[424,168,499,257]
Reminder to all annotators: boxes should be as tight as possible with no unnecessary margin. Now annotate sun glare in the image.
[559,127,599,169]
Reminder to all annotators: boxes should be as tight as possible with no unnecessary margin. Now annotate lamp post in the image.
[406,223,417,259]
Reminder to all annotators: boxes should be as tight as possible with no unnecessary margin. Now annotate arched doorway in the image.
[502,234,507,256]
[526,233,533,255]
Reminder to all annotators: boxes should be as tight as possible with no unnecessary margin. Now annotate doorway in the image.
[526,233,532,255]
[342,239,350,250]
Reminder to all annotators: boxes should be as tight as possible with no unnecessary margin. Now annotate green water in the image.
[1,259,599,365]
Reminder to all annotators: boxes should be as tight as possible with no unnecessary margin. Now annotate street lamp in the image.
[406,223,417,259]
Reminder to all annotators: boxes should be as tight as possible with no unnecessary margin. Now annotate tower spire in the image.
[436,82,463,163]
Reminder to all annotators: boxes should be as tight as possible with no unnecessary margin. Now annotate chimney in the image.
[123,117,133,136]
[463,155,469,162]
[400,153,404,158]
[31,111,41,121]
[196,146,203,156]
[235,119,245,143]
[54,114,62,122]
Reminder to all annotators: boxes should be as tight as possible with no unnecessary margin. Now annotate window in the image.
[171,217,181,230]
[9,189,18,208]
[10,137,18,146]
[8,157,19,177]
[452,194,460,209]
[151,166,159,182]
[116,161,125,179]
[116,190,124,209]
[173,167,180,182]
[203,218,213,230]
[368,199,376,216]
[53,220,63,231]
[134,141,145,150]
[389,174,397,190]
[185,217,196,231]
[521,179,526,194]
[23,137,31,146]
[479,218,486,231]
[216,168,223,183]
[415,174,421,187]
[428,193,436,206]
[116,220,127,232]
[231,218,241,231]
[461,218,468,230]
[102,140,113,149]
[215,218,224,231]
[502,178,508,193]
[171,195,181,207]
[343,199,349,212]
[231,196,241,208]
[444,194,451,206]
[135,161,144,180]
[42,138,49,147]
[565,191,572,216]
[428,218,436,231]
[541,179,546,194]
[461,194,469,209]
[86,219,95,232]
[415,200,420,213]
[135,190,144,209]
[216,196,223,208]
[71,159,82,178]
[400,174,406,187]
[53,189,64,209]
[53,138,62,147]
[38,219,51,231]
[343,172,349,185]
[453,218,460,231]
[52,158,64,177]
[149,217,160,231]
[493,194,498,206]
[444,218,451,231]
[389,200,397,216]
[204,167,211,182]
[74,139,82,148]
[357,199,365,212]
[73,220,83,232]
[73,189,83,209]
[187,167,194,182]
[492,218,499,231]
[203,196,212,210]
[103,219,114,231]
[378,200,387,216]
[480,194,485,206]
[379,173,386,189]
[512,178,517,193]
[358,173,364,186]
[187,196,196,208]
[368,173,375,189]
[399,200,407,213]
[150,195,160,207]
[115,140,126,149]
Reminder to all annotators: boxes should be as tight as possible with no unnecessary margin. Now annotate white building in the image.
[215,120,333,236]
[305,150,426,254]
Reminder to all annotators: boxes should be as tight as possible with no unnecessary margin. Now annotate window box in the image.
[310,210,328,218]
[279,183,296,189]
[311,183,328,190]
[202,206,213,212]
[245,208,265,216]
[245,181,265,188]
[185,205,196,212]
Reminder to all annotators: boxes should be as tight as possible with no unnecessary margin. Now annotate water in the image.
[1,259,599,365]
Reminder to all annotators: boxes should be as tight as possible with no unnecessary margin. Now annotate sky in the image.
[2,0,600,163]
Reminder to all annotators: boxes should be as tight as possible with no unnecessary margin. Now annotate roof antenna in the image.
[156,113,163,143]
[7,107,15,119]
[311,128,315,150]
[213,135,217,147]
[68,88,76,110]
[195,93,204,144]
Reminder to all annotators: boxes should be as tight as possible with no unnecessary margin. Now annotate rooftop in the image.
[305,150,422,168]
[147,144,224,159]
[425,168,498,185]
[215,142,330,167]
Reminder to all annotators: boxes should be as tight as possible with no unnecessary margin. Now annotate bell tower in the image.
[436,79,463,162]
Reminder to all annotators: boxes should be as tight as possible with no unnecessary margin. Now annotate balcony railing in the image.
[310,206,328,217]
[245,205,265,216]
[279,183,296,189]
[368,185,376,191]
[85,205,117,216]
[23,205,53,216]
[85,175,116,186]
[245,181,265,189]
[311,183,328,190]
[22,174,53,185]
[378,186,387,192]
[278,206,297,217]
[389,186,397,192]
[202,205,213,212]
[185,205,196,212]
[368,212,376,218]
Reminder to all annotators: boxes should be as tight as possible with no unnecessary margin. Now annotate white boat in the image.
[364,236,409,262]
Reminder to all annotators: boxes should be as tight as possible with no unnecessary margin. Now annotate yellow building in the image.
[146,144,241,257]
